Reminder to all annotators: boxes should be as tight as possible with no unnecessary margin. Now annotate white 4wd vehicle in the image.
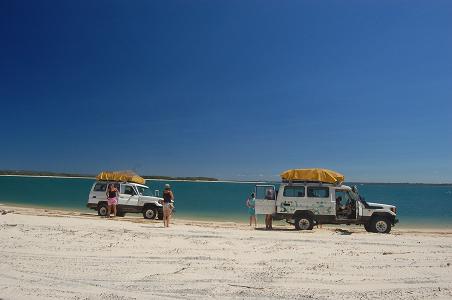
[255,182,398,233]
[87,181,164,219]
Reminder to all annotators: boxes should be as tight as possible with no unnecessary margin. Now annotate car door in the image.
[357,200,363,220]
[119,184,140,209]
[254,185,276,214]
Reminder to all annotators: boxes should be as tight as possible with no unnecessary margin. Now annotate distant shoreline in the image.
[0,170,218,182]
[0,174,266,184]
[0,171,451,185]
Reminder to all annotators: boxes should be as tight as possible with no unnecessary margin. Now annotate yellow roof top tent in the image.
[280,168,345,184]
[96,171,146,185]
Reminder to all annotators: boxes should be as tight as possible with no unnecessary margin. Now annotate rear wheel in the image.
[143,207,157,219]
[371,216,391,233]
[97,203,108,217]
[294,215,314,230]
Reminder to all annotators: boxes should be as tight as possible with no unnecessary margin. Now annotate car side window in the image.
[124,186,135,195]
[93,183,107,192]
[283,186,305,197]
[307,187,329,198]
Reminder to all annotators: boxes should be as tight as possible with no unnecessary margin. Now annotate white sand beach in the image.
[1,205,452,300]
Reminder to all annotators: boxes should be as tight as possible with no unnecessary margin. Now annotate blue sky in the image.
[1,1,451,182]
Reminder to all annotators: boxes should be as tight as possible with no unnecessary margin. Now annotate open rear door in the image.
[254,185,276,215]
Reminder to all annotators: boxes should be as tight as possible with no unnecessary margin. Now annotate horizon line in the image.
[0,174,451,185]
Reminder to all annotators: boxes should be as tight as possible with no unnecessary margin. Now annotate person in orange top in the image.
[162,184,174,227]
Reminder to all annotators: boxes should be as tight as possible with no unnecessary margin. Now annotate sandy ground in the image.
[0,205,452,300]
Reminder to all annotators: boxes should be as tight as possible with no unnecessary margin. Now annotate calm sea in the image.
[0,176,451,228]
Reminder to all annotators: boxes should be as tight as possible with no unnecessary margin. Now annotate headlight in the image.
[390,207,397,214]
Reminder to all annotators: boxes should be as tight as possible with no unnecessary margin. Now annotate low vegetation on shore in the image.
[0,170,218,181]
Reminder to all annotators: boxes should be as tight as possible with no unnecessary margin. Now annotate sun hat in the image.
[165,184,171,189]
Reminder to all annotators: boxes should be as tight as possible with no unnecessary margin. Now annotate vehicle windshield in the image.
[137,186,153,196]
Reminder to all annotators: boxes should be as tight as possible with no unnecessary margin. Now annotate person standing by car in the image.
[246,193,257,228]
[265,189,274,230]
[106,184,119,218]
[162,184,174,227]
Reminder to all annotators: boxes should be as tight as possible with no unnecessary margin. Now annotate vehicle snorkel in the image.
[351,185,370,208]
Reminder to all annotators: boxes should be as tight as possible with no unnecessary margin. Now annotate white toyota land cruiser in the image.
[86,181,164,219]
[255,169,399,233]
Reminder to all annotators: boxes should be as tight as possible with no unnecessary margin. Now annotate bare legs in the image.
[265,214,273,230]
[107,204,116,218]
[163,205,171,227]
[249,215,257,227]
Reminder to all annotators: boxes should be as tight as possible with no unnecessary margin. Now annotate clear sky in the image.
[1,1,451,182]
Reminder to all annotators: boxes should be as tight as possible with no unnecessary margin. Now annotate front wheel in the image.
[294,215,314,230]
[371,216,391,233]
[143,207,157,219]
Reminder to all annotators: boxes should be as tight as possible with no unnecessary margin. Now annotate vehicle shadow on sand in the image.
[254,227,355,235]
[254,227,300,232]
[334,228,353,235]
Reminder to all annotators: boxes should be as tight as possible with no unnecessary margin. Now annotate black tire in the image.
[97,203,108,217]
[143,207,157,219]
[157,209,164,220]
[294,215,314,231]
[364,223,373,232]
[116,211,126,217]
[371,216,391,234]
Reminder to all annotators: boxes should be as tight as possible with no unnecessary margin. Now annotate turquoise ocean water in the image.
[0,176,451,228]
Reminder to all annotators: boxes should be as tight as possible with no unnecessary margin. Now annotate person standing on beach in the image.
[246,193,257,227]
[106,184,119,218]
[162,184,174,227]
[265,189,274,230]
